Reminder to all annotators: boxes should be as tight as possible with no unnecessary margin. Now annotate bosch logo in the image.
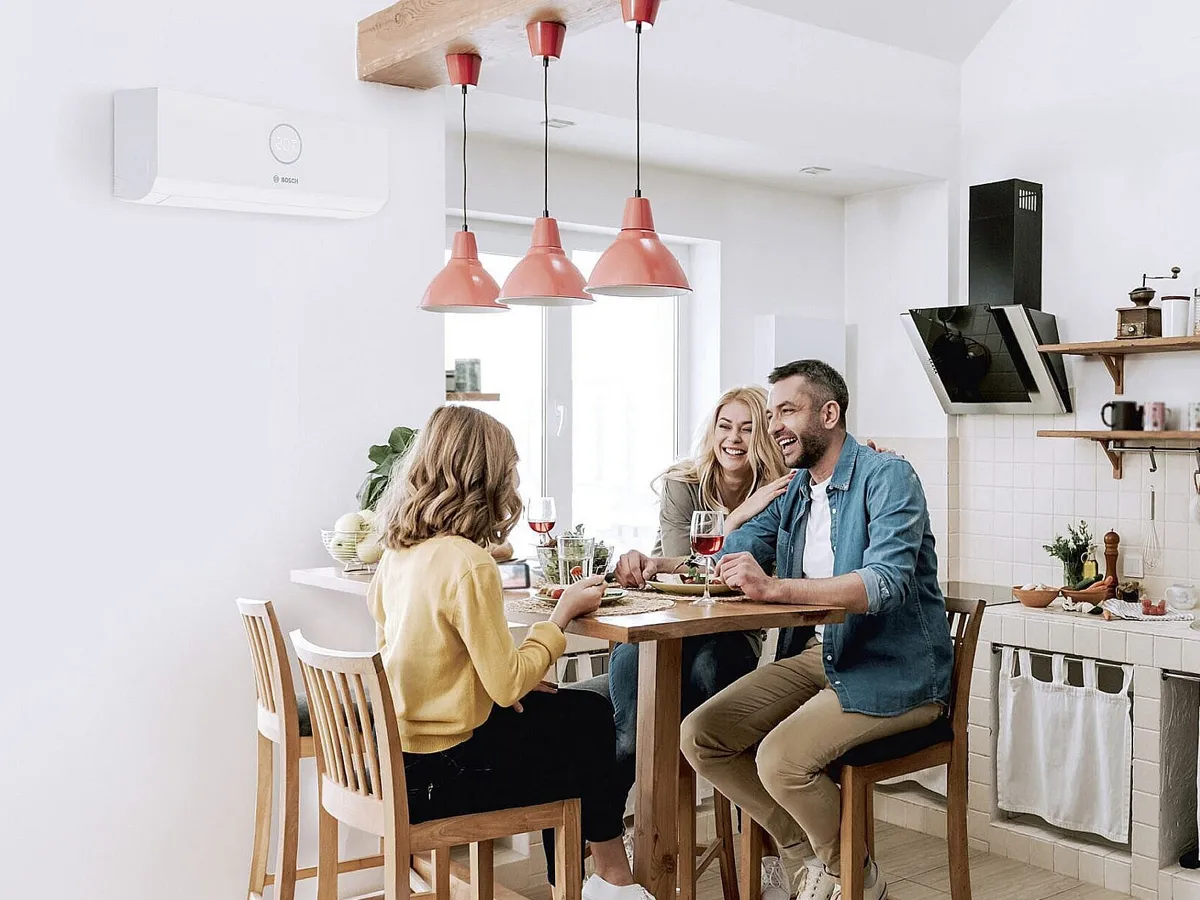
[269,124,302,165]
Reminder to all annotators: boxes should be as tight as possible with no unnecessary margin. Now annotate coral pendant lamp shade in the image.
[420,53,508,314]
[585,197,690,297]
[586,0,690,298]
[420,230,505,313]
[500,22,591,307]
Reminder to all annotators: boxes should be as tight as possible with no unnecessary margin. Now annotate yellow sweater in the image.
[366,535,567,754]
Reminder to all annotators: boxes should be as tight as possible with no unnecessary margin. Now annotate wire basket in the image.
[321,530,375,575]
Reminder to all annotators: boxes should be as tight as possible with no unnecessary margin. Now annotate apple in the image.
[357,532,383,564]
[330,533,360,560]
[357,508,377,530]
[334,512,365,534]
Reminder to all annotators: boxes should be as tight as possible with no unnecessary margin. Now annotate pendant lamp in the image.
[585,0,691,298]
[421,53,508,314]
[500,22,592,307]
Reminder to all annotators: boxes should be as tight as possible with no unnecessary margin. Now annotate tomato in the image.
[570,566,583,578]
[550,588,564,599]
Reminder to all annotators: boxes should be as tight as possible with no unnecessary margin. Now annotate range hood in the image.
[902,179,1071,415]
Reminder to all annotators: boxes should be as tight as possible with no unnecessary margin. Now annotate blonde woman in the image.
[602,388,792,833]
[369,405,652,900]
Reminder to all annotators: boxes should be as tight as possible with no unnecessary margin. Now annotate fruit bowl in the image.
[322,530,374,574]
[1012,585,1061,608]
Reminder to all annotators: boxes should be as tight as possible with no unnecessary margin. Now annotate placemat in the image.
[1099,599,1194,622]
[505,590,675,618]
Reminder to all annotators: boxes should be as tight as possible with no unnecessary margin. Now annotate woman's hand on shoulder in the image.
[727,471,795,531]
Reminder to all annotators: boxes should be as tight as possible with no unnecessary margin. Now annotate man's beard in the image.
[793,426,832,470]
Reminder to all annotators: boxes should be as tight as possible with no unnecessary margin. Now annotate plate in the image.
[644,579,737,597]
[536,586,628,605]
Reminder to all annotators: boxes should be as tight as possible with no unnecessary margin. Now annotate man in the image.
[614,360,952,900]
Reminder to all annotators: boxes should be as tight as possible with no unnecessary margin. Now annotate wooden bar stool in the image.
[291,629,585,900]
[237,599,383,900]
[739,598,986,900]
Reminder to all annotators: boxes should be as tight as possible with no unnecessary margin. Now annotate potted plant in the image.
[356,426,417,512]
[1043,520,1094,588]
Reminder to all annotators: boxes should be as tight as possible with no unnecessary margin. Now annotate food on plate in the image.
[1141,597,1167,616]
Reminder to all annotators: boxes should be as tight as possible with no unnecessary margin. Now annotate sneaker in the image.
[582,874,655,900]
[794,865,839,900]
[761,856,792,900]
[829,858,888,900]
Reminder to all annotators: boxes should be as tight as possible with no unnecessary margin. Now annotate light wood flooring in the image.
[524,822,1130,900]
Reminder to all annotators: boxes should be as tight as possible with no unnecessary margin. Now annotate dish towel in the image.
[996,647,1133,843]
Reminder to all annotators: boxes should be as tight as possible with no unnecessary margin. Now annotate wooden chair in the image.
[290,629,584,900]
[237,599,383,900]
[739,598,986,900]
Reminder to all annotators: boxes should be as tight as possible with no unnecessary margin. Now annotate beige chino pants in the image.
[681,642,940,875]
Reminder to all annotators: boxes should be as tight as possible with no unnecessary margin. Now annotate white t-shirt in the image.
[802,477,834,642]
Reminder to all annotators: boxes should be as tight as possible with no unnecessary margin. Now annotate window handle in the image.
[554,404,566,437]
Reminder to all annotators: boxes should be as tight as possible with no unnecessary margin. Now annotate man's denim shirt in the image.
[720,434,953,717]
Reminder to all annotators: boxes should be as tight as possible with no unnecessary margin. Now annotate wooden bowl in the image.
[1012,586,1060,608]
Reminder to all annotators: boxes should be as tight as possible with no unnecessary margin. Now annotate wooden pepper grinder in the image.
[1104,531,1120,599]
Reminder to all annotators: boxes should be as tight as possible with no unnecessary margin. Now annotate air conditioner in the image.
[113,88,388,219]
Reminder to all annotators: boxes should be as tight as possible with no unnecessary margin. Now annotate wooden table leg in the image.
[633,638,683,900]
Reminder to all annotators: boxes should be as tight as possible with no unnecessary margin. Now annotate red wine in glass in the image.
[529,520,555,535]
[526,497,556,546]
[691,534,725,556]
[689,510,726,605]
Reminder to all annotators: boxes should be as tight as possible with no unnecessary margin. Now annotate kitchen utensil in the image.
[1143,484,1162,570]
[1165,584,1198,611]
[1117,267,1180,339]
[1012,585,1060,608]
[1162,296,1192,336]
[1144,401,1167,432]
[645,576,737,597]
[1101,401,1143,431]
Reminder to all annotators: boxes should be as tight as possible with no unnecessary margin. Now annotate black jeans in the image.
[403,689,625,886]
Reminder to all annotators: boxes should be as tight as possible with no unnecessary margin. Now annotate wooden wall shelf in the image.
[358,0,617,89]
[446,392,501,402]
[1037,429,1200,479]
[1037,335,1200,395]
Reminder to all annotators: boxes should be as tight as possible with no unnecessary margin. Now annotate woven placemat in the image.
[505,590,675,618]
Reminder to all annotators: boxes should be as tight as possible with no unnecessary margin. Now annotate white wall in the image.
[2,3,445,898]
[954,0,1200,592]
[455,137,847,435]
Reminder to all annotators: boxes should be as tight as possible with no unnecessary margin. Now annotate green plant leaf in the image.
[389,427,416,453]
[370,454,397,476]
[368,444,392,464]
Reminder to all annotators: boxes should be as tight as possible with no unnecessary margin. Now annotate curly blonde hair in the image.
[657,386,787,513]
[377,406,523,551]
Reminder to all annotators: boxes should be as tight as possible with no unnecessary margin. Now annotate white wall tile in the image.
[1128,633,1156,665]
[1002,617,1025,645]
[1030,836,1055,871]
[1133,698,1161,730]
[1105,856,1132,894]
[1075,623,1100,659]
[1050,621,1074,653]
[1133,759,1161,797]
[1078,849,1106,886]
[1155,636,1183,670]
[1175,874,1200,900]
[1025,619,1050,650]
[1099,628,1126,663]
[1182,638,1200,674]
[1132,853,1158,890]
[1132,790,1159,826]
[1159,871,1176,900]
[1053,844,1079,879]
[1005,830,1031,863]
[1134,666,1162,700]
[1134,727,1160,763]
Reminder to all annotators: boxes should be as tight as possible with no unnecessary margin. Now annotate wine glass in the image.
[526,497,556,546]
[690,510,726,606]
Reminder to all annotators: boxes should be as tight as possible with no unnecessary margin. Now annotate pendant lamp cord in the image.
[461,85,469,232]
[635,22,642,198]
[543,56,550,218]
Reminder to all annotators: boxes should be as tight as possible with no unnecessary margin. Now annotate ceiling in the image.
[445,0,1009,195]
[730,0,1015,63]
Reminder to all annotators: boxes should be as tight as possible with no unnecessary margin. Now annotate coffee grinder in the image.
[1117,266,1180,339]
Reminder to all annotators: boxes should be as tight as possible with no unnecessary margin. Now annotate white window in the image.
[443,222,687,559]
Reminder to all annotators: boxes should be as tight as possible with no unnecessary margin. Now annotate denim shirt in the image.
[720,434,953,717]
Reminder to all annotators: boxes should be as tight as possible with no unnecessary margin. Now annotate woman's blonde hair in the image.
[376,406,523,551]
[658,386,787,513]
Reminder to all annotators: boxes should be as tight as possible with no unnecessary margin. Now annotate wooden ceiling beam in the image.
[358,0,620,90]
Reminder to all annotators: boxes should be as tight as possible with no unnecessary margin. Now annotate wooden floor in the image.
[524,822,1130,900]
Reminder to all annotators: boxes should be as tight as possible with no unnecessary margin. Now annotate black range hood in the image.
[902,179,1071,415]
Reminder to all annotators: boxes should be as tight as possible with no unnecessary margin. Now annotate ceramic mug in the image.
[1187,402,1200,432]
[1101,400,1142,431]
[1144,401,1167,432]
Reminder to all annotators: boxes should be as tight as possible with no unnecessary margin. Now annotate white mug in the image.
[1187,401,1200,431]
[1162,296,1191,337]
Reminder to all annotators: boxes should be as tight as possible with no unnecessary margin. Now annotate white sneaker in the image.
[794,865,839,900]
[582,874,655,900]
[761,856,792,900]
[829,858,888,900]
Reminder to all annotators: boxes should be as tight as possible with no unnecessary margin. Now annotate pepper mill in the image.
[1104,531,1120,599]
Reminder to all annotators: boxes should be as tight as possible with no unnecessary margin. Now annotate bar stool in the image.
[739,598,985,900]
[237,599,382,900]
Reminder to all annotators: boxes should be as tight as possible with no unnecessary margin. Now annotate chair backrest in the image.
[290,629,410,847]
[944,597,986,742]
[237,598,300,745]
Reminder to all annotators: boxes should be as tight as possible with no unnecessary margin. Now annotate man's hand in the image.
[512,680,558,713]
[716,552,777,602]
[614,550,659,588]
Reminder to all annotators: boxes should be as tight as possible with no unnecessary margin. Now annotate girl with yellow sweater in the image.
[368,405,652,900]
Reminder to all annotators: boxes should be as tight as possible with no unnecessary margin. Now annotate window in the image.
[443,224,686,559]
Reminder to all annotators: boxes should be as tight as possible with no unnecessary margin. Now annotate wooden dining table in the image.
[507,596,844,900]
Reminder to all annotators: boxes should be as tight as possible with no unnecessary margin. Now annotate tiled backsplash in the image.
[872,419,1200,597]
